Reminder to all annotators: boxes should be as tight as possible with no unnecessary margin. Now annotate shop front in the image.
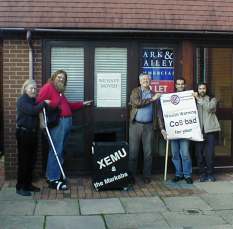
[42,38,233,176]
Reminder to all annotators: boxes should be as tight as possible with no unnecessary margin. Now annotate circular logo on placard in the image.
[170,95,180,105]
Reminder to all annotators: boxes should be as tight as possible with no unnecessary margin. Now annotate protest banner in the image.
[160,90,203,141]
[92,141,130,191]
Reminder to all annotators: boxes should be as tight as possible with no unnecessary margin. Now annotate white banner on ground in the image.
[160,90,203,141]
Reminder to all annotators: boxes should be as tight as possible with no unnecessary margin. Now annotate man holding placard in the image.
[160,77,201,184]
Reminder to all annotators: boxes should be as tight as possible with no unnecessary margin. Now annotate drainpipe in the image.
[26,30,34,79]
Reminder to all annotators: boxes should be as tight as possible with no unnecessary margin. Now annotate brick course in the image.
[0,1,233,32]
[3,39,42,179]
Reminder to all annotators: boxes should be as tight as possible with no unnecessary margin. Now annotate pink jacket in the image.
[37,82,84,117]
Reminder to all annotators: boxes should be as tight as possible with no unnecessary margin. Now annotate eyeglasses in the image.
[27,86,37,91]
[56,74,66,80]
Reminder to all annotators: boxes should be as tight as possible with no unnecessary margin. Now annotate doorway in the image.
[195,47,233,166]
[45,42,129,176]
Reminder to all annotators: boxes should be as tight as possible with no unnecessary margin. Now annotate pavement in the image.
[1,156,233,228]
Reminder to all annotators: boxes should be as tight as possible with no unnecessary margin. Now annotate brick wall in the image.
[3,39,42,179]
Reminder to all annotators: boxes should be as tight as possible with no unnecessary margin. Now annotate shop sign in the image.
[160,90,203,141]
[141,48,175,93]
[96,73,121,107]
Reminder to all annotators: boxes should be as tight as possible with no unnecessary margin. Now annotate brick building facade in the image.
[1,1,233,179]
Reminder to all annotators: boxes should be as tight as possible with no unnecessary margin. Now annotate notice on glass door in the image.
[96,73,121,107]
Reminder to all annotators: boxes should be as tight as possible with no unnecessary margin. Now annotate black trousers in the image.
[195,132,216,176]
[16,128,37,190]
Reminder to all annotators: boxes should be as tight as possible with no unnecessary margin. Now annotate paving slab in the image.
[190,226,233,229]
[200,194,233,210]
[0,187,33,200]
[164,180,195,190]
[215,209,233,224]
[162,211,227,228]
[0,200,36,215]
[194,181,233,194]
[35,199,79,216]
[120,197,167,213]
[139,226,233,229]
[104,213,169,229]
[0,216,44,229]
[163,196,212,211]
[79,198,124,215]
[46,216,105,229]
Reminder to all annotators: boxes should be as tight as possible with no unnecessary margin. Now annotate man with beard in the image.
[193,82,220,182]
[160,77,193,184]
[37,70,92,190]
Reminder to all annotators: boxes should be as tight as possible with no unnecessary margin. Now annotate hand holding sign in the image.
[151,93,161,101]
[161,129,168,140]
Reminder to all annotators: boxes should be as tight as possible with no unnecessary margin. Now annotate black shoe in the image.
[185,177,193,184]
[26,185,41,192]
[143,177,151,184]
[199,175,207,182]
[16,188,31,196]
[129,176,135,185]
[207,175,216,182]
[172,176,184,182]
[48,180,68,191]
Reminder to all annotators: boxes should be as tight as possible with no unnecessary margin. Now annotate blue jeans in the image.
[46,117,72,180]
[171,139,192,178]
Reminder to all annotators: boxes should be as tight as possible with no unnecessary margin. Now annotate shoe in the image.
[207,175,216,182]
[124,184,134,191]
[26,185,40,192]
[199,175,207,182]
[48,180,68,191]
[16,188,31,196]
[172,176,184,182]
[129,176,135,185]
[185,177,193,184]
[143,177,151,184]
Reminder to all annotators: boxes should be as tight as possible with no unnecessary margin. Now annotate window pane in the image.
[51,47,84,101]
[195,48,232,157]
[94,48,127,107]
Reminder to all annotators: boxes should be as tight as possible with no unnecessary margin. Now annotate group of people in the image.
[128,73,220,185]
[15,70,220,196]
[16,70,92,196]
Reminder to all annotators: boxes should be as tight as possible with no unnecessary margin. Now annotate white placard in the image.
[96,73,121,107]
[160,90,203,141]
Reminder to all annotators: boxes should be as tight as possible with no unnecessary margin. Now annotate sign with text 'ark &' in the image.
[141,48,175,93]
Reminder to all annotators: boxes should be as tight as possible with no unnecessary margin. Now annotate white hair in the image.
[21,79,36,95]
[139,73,151,81]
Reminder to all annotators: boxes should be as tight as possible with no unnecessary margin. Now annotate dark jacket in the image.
[16,94,46,130]
[129,86,162,130]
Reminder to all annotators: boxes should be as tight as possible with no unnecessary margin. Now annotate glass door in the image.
[195,48,233,165]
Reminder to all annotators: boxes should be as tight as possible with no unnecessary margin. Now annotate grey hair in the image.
[21,79,37,95]
[139,73,151,81]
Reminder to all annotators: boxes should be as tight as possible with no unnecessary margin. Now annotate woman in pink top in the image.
[37,70,92,190]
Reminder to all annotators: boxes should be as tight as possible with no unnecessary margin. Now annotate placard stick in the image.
[164,139,169,181]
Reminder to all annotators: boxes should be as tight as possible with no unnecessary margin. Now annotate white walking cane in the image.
[42,108,66,181]
[164,139,169,181]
